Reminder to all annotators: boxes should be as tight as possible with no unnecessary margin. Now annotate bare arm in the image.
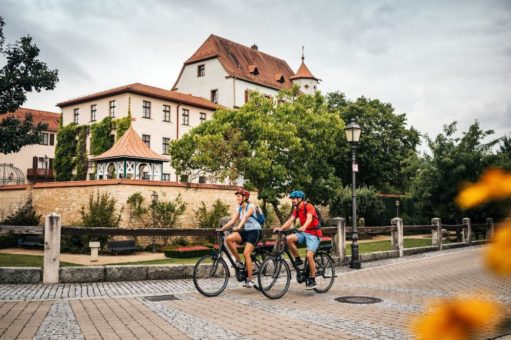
[219,211,240,231]
[275,215,296,231]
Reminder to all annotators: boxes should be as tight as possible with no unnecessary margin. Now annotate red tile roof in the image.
[1,108,60,132]
[57,83,220,110]
[91,126,168,162]
[173,35,295,91]
[289,60,319,81]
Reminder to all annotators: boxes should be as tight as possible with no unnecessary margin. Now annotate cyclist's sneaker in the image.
[306,277,317,290]
[235,261,244,269]
[294,257,303,267]
[243,279,255,288]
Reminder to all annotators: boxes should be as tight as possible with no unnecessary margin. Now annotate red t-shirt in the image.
[292,202,322,237]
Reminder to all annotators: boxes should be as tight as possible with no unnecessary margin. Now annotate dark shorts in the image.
[238,229,261,245]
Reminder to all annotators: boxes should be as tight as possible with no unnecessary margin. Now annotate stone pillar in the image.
[391,218,404,257]
[43,212,61,284]
[431,218,442,250]
[89,242,100,262]
[329,218,345,263]
[486,218,494,239]
[462,218,472,244]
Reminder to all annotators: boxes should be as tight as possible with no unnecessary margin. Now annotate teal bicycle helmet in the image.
[289,190,305,199]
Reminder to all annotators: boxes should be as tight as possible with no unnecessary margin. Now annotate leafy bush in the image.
[2,198,41,225]
[194,199,230,229]
[127,192,149,226]
[150,194,187,228]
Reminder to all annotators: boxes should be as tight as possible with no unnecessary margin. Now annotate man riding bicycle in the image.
[219,189,262,288]
[274,190,321,289]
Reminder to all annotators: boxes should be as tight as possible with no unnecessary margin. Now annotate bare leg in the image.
[243,243,256,280]
[226,233,242,263]
[306,250,316,277]
[286,234,299,258]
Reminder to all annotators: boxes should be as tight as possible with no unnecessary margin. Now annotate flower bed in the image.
[164,246,212,258]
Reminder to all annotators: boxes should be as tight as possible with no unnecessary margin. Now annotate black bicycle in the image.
[257,229,335,299]
[193,231,272,297]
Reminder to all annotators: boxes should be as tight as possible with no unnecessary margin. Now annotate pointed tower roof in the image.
[290,48,319,81]
[91,126,167,162]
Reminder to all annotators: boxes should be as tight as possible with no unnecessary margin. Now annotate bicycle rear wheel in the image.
[257,256,291,299]
[313,252,335,293]
[193,254,229,297]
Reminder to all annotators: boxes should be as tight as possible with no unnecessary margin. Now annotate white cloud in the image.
[1,0,510,143]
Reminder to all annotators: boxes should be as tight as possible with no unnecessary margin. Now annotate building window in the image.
[163,105,171,122]
[142,134,150,147]
[109,100,116,117]
[210,89,218,104]
[180,174,189,183]
[73,108,79,123]
[90,104,97,122]
[162,137,170,154]
[49,133,55,146]
[182,109,190,125]
[197,64,205,77]
[143,101,151,119]
[162,173,170,181]
[199,176,206,184]
[200,112,207,123]
[41,133,49,145]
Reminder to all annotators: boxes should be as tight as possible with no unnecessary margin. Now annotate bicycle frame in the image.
[273,230,318,283]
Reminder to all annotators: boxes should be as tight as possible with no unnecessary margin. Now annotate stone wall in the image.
[0,185,31,222]
[0,180,252,227]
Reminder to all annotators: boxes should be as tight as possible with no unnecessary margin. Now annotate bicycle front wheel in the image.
[257,256,291,299]
[313,252,335,293]
[193,254,229,297]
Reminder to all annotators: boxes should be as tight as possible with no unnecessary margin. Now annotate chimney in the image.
[251,44,258,50]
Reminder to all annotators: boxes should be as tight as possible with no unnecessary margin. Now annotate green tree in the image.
[170,89,344,223]
[329,186,385,226]
[326,92,420,193]
[194,199,230,229]
[1,197,41,226]
[0,17,59,153]
[80,192,123,246]
[410,121,501,223]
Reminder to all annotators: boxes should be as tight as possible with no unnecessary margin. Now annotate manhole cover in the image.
[335,296,382,304]
[144,295,179,302]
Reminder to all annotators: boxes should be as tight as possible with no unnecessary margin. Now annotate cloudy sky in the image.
[2,0,510,146]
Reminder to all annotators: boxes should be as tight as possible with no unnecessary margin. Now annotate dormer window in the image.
[248,64,259,75]
[275,73,285,84]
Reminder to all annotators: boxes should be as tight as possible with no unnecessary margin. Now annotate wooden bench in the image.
[18,236,44,249]
[107,240,136,255]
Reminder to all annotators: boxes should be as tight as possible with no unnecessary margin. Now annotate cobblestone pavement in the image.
[0,245,510,339]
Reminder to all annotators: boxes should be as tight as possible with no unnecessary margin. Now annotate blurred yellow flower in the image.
[485,220,511,277]
[412,297,503,340]
[456,168,511,209]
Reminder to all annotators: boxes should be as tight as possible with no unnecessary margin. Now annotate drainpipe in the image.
[233,76,236,108]
[175,103,181,182]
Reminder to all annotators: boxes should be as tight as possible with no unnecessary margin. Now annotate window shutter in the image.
[50,134,55,146]
[33,156,38,169]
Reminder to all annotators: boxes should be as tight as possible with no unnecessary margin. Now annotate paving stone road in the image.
[0,245,510,339]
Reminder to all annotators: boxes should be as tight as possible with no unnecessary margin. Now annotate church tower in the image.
[290,47,320,94]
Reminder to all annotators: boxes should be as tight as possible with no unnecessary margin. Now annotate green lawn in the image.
[0,254,80,267]
[0,238,434,267]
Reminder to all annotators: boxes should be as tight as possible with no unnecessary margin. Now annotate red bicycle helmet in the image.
[235,189,250,200]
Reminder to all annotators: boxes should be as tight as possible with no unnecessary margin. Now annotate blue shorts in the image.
[295,232,320,252]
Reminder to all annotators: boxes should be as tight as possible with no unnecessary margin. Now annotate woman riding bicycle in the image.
[219,189,262,288]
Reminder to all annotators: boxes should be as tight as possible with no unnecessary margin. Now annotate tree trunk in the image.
[272,201,285,224]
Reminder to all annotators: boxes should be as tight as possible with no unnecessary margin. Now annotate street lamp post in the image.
[396,199,400,218]
[151,191,158,253]
[345,119,362,269]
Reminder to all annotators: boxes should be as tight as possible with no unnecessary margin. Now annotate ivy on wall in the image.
[74,126,89,180]
[90,116,114,156]
[54,123,79,181]
[114,116,131,140]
